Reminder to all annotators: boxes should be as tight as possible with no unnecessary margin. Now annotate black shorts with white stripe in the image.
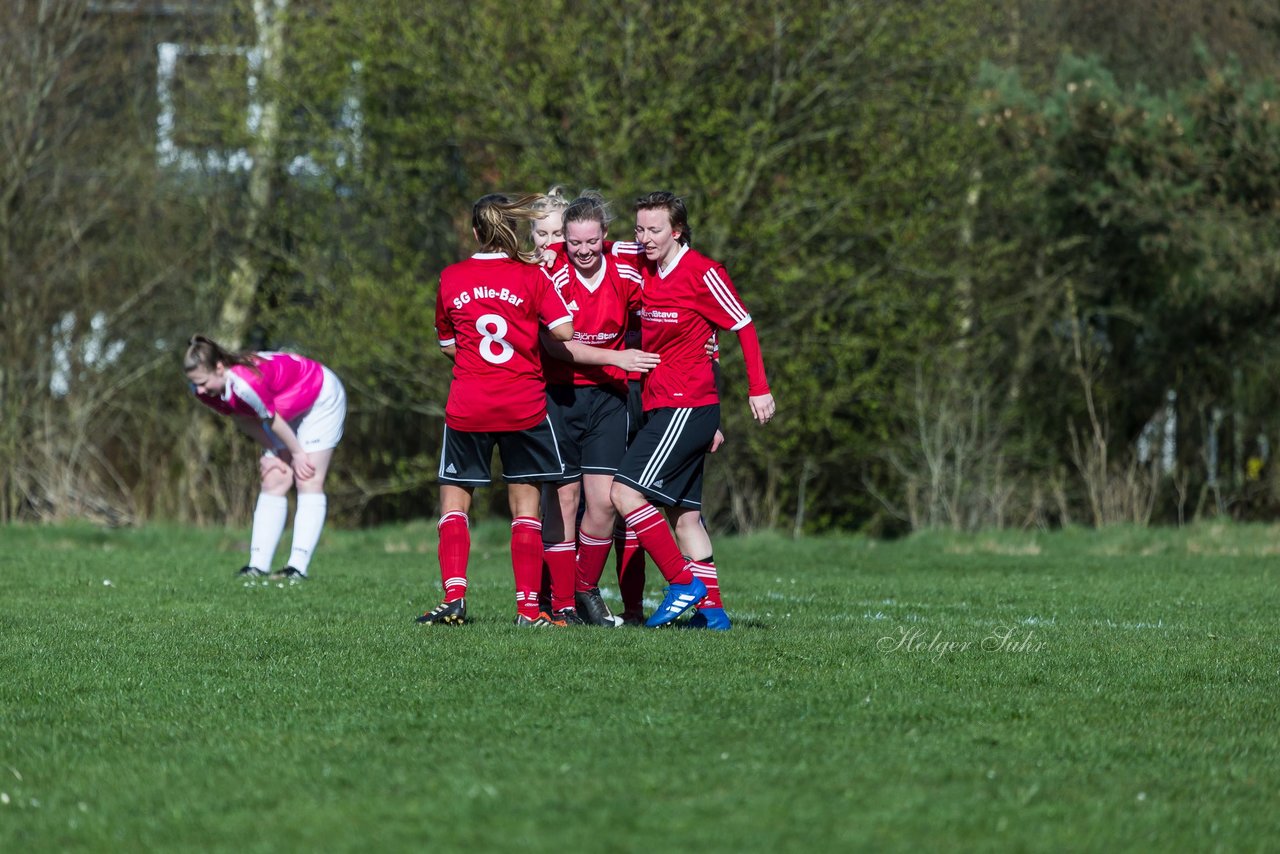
[613,404,720,509]
[438,417,566,485]
[624,379,644,444]
[546,384,630,483]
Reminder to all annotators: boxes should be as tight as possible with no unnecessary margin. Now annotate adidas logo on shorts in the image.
[445,463,458,474]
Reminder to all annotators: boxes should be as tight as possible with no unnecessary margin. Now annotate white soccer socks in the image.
[287,493,328,575]
[249,493,290,572]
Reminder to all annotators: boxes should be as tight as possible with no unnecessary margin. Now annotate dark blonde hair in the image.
[473,193,545,263]
[563,190,614,232]
[183,335,257,374]
[635,190,692,246]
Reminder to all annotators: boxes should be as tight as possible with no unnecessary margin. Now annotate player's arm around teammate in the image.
[535,192,665,626]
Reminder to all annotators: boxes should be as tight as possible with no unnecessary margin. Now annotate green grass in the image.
[3,521,1280,851]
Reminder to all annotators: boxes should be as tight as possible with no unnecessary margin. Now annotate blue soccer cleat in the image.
[686,608,732,631]
[645,578,707,627]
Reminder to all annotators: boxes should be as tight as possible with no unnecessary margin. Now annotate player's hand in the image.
[704,336,719,358]
[749,393,776,425]
[614,349,661,373]
[709,429,725,453]
[539,248,557,267]
[260,453,290,480]
[292,451,316,481]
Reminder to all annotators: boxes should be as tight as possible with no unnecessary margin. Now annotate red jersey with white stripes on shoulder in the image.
[435,252,573,431]
[636,245,756,410]
[193,351,324,421]
[543,253,643,389]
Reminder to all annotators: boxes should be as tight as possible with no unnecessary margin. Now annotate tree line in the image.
[3,0,1279,533]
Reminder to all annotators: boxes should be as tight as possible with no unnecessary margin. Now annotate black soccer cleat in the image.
[574,587,624,627]
[416,598,467,625]
[238,565,269,578]
[271,566,308,582]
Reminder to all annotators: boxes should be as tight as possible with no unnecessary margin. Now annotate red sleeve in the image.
[626,274,643,315]
[434,280,455,347]
[536,268,574,331]
[735,322,770,397]
[543,243,573,289]
[606,240,642,257]
[695,263,753,332]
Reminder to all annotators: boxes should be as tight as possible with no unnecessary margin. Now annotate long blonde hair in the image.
[472,193,545,263]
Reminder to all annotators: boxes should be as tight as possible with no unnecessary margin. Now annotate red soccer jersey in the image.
[543,254,643,389]
[435,252,573,431]
[636,245,756,410]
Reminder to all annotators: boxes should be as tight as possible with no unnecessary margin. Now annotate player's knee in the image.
[582,504,613,534]
[261,471,293,494]
[610,480,639,514]
[675,511,703,533]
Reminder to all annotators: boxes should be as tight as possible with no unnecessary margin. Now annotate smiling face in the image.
[186,363,226,396]
[565,219,605,276]
[634,208,682,266]
[530,210,564,251]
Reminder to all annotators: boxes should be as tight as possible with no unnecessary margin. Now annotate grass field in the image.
[3,520,1280,852]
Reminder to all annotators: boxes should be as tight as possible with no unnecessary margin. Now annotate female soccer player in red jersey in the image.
[537,192,661,626]
[416,193,577,627]
[610,191,776,630]
[185,336,347,581]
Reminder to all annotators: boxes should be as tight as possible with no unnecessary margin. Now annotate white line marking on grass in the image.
[766,591,817,603]
[1097,619,1168,630]
[859,611,924,623]
[853,600,973,611]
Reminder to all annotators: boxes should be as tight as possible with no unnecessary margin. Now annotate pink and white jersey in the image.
[435,252,573,432]
[636,245,763,410]
[194,352,326,421]
[543,252,643,389]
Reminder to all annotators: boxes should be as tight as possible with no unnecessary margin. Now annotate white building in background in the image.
[154,44,363,177]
